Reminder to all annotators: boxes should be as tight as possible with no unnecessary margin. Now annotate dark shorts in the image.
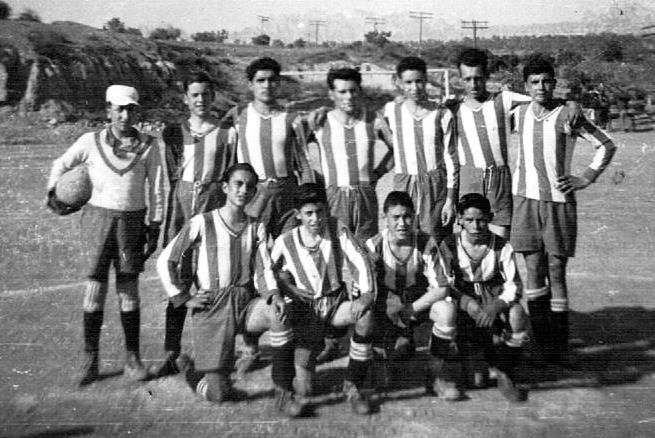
[326,184,378,244]
[459,165,513,226]
[189,285,258,373]
[510,196,577,257]
[164,180,223,246]
[81,204,146,279]
[245,178,297,239]
[373,287,432,347]
[290,287,350,351]
[393,169,450,239]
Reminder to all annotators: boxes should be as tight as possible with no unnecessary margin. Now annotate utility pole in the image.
[409,11,433,57]
[309,20,326,46]
[365,17,386,32]
[257,15,270,35]
[461,20,489,48]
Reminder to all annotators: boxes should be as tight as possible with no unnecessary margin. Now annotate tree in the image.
[252,34,270,46]
[103,17,126,33]
[0,1,10,20]
[191,29,228,43]
[364,30,392,47]
[271,39,285,48]
[149,26,182,41]
[292,38,307,48]
[601,39,623,62]
[17,8,41,22]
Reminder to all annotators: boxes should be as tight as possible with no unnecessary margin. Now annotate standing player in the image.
[452,48,531,238]
[272,183,377,415]
[46,85,165,386]
[153,71,236,378]
[309,67,394,243]
[383,57,459,239]
[510,55,616,366]
[366,191,460,400]
[157,163,303,417]
[435,193,529,401]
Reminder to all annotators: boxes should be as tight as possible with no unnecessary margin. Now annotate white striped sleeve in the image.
[146,139,165,224]
[575,115,617,182]
[440,109,459,195]
[338,226,375,297]
[421,238,441,289]
[254,222,280,299]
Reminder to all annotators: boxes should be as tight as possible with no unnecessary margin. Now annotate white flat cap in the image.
[106,85,139,106]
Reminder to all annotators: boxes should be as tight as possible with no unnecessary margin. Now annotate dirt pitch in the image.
[1,130,655,438]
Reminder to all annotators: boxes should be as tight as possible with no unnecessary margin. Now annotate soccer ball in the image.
[55,165,92,208]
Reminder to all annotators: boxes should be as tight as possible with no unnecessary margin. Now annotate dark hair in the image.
[223,162,259,183]
[383,191,414,213]
[183,71,214,92]
[457,48,488,74]
[246,57,281,81]
[522,54,556,82]
[326,67,362,90]
[294,183,328,209]
[396,56,427,77]
[457,193,491,216]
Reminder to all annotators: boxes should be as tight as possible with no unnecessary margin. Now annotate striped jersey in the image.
[312,109,392,187]
[162,120,236,184]
[271,217,375,299]
[435,232,521,304]
[227,103,314,183]
[157,210,278,307]
[47,127,164,223]
[455,91,531,168]
[383,101,459,191]
[366,229,440,295]
[511,102,616,203]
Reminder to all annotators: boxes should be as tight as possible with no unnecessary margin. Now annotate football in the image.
[55,165,92,208]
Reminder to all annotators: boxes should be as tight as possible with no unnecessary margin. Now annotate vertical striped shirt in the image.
[456,91,531,168]
[162,121,236,184]
[312,109,391,187]
[512,102,617,203]
[366,229,440,294]
[228,103,314,183]
[383,101,459,191]
[271,218,375,299]
[435,232,521,304]
[157,210,278,307]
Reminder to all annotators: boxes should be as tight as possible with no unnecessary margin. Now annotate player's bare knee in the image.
[116,274,139,312]
[354,310,375,338]
[82,280,108,312]
[429,299,457,326]
[508,303,529,332]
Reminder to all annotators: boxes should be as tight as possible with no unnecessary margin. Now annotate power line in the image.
[409,11,433,57]
[257,15,270,35]
[461,19,489,48]
[309,20,326,46]
[365,17,386,32]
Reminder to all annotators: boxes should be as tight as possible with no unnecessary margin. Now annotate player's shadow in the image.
[520,306,655,390]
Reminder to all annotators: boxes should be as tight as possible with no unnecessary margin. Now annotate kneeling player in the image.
[436,193,530,402]
[366,191,461,400]
[157,163,303,417]
[272,183,376,415]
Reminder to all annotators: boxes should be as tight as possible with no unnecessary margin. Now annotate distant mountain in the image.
[228,3,655,43]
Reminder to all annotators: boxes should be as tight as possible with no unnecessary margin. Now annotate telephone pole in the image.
[409,11,433,57]
[461,20,488,48]
[309,20,326,46]
[257,15,270,34]
[365,17,386,32]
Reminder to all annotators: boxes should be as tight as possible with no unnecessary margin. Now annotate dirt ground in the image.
[1,130,655,437]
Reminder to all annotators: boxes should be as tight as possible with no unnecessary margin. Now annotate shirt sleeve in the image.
[501,90,532,113]
[497,241,522,304]
[338,222,376,297]
[161,124,183,184]
[421,237,442,289]
[157,216,203,307]
[46,133,92,190]
[440,108,460,200]
[253,222,280,300]
[573,114,617,183]
[373,114,395,177]
[146,139,165,224]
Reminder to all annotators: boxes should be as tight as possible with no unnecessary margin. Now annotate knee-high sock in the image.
[347,333,373,389]
[269,329,295,391]
[164,301,187,354]
[83,311,104,353]
[120,310,141,354]
[526,288,552,351]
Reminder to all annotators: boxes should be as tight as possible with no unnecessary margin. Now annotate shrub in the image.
[252,34,270,46]
[17,8,41,22]
[150,26,182,41]
[0,1,10,20]
[191,29,228,43]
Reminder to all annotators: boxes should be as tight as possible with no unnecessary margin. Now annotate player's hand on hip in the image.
[185,293,211,310]
[270,293,289,324]
[556,175,590,195]
[351,293,374,321]
[477,299,507,328]
[441,198,456,226]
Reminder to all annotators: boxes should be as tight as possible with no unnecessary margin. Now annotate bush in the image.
[17,8,41,22]
[252,34,270,46]
[191,29,228,43]
[103,17,142,36]
[271,39,285,48]
[0,1,10,20]
[150,26,182,41]
[292,38,307,48]
[364,30,392,47]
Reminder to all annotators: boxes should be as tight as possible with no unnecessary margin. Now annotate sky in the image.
[5,0,637,35]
